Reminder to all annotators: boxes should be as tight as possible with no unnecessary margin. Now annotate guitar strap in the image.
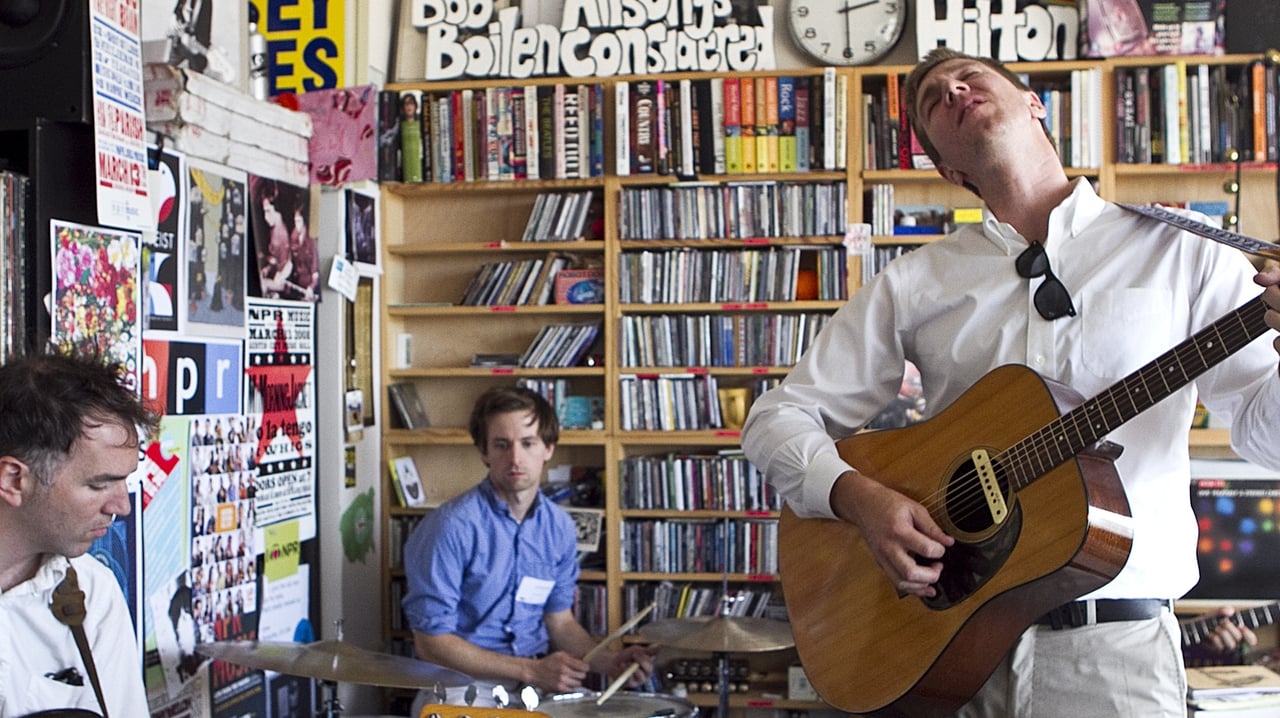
[49,562,110,718]
[1119,202,1280,261]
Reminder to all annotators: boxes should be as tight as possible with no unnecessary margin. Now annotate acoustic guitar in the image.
[778,295,1272,717]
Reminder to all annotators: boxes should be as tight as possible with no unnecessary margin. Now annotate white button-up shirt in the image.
[0,554,148,717]
[743,179,1280,600]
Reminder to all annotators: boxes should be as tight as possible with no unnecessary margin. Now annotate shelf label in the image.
[744,302,769,310]
[714,430,742,437]
[489,305,517,312]
[489,368,514,375]
[746,700,775,707]
[720,303,743,310]
[484,241,504,248]
[750,367,770,374]
[686,367,708,374]
[746,574,773,582]
[742,237,770,245]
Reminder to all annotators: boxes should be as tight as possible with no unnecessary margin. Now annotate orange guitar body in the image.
[778,364,1135,716]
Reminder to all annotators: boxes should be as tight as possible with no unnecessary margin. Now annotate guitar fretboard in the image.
[1181,602,1280,646]
[1004,296,1270,490]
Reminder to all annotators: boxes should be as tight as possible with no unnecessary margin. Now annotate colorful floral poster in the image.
[51,219,142,391]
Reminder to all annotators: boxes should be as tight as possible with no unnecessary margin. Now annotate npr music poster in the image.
[243,297,316,541]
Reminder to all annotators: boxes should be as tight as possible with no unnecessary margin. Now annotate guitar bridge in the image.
[971,448,1009,523]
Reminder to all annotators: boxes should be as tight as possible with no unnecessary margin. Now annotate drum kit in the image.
[197,612,793,718]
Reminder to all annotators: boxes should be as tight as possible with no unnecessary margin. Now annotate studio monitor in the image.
[0,0,92,126]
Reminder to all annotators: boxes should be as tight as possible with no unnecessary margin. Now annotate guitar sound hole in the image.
[922,461,1022,609]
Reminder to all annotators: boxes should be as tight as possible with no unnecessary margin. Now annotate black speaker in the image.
[0,0,92,126]
[1225,1,1280,54]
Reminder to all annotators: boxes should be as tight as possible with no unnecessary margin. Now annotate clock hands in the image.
[837,0,880,60]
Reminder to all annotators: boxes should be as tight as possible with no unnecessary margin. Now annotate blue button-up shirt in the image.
[402,479,579,657]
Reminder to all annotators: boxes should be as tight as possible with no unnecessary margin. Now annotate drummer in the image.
[402,386,657,711]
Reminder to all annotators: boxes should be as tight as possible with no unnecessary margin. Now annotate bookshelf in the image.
[379,55,1273,713]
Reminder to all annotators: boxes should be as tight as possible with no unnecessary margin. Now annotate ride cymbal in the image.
[638,616,794,653]
[197,640,472,689]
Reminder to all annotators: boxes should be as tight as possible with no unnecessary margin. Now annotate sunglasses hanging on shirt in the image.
[1015,241,1077,321]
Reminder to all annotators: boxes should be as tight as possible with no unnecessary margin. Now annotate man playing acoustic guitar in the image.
[743,48,1280,717]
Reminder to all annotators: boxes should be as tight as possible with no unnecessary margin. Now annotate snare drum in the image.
[541,691,696,718]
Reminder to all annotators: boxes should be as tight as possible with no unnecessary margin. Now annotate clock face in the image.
[788,0,908,66]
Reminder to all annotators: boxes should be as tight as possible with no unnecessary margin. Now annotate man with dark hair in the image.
[402,386,655,711]
[744,48,1280,716]
[0,351,157,717]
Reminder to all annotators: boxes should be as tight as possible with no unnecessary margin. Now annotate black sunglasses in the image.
[1015,242,1076,321]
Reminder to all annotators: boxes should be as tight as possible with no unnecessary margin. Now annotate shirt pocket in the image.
[1081,288,1174,379]
[24,672,91,714]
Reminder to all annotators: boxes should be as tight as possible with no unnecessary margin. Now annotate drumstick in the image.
[583,602,655,664]
[595,662,641,706]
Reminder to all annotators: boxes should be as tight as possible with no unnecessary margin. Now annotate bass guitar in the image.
[778,294,1272,717]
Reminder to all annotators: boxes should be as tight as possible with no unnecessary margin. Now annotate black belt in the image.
[1035,599,1171,630]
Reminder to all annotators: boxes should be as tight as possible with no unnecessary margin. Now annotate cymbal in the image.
[196,640,472,689]
[638,615,794,653]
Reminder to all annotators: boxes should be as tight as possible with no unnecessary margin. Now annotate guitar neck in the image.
[1004,295,1270,490]
[1181,602,1280,646]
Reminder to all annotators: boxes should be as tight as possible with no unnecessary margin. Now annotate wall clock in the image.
[787,0,908,66]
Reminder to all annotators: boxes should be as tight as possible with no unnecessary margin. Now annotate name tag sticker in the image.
[515,576,554,605]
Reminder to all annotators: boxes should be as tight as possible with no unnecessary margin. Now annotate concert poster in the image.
[184,157,248,339]
[243,297,317,541]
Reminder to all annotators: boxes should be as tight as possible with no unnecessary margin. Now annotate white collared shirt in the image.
[743,179,1280,599]
[0,554,148,717]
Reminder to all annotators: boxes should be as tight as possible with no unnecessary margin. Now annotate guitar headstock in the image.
[418,705,550,718]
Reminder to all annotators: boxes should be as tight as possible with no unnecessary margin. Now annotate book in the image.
[563,506,605,552]
[398,91,424,183]
[723,77,742,174]
[387,382,430,429]
[631,80,657,174]
[1187,664,1280,700]
[389,455,428,508]
[377,89,401,181]
[777,76,796,173]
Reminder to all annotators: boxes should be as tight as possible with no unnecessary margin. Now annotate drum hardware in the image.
[635,518,796,718]
[196,622,472,717]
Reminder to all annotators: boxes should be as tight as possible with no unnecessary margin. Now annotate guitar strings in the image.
[905,298,1267,532]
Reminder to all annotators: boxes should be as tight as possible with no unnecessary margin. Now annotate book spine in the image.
[679,79,695,177]
[822,67,836,170]
[510,87,528,180]
[794,77,810,172]
[537,84,555,179]
[632,80,656,174]
[763,76,779,173]
[777,76,795,173]
[377,89,401,181]
[723,77,742,174]
[399,90,424,183]
[523,85,539,180]
[709,77,726,174]
[740,75,756,173]
[615,80,631,176]
[563,85,583,179]
[656,80,670,175]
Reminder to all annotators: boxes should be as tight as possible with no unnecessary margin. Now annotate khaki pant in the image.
[956,611,1185,718]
